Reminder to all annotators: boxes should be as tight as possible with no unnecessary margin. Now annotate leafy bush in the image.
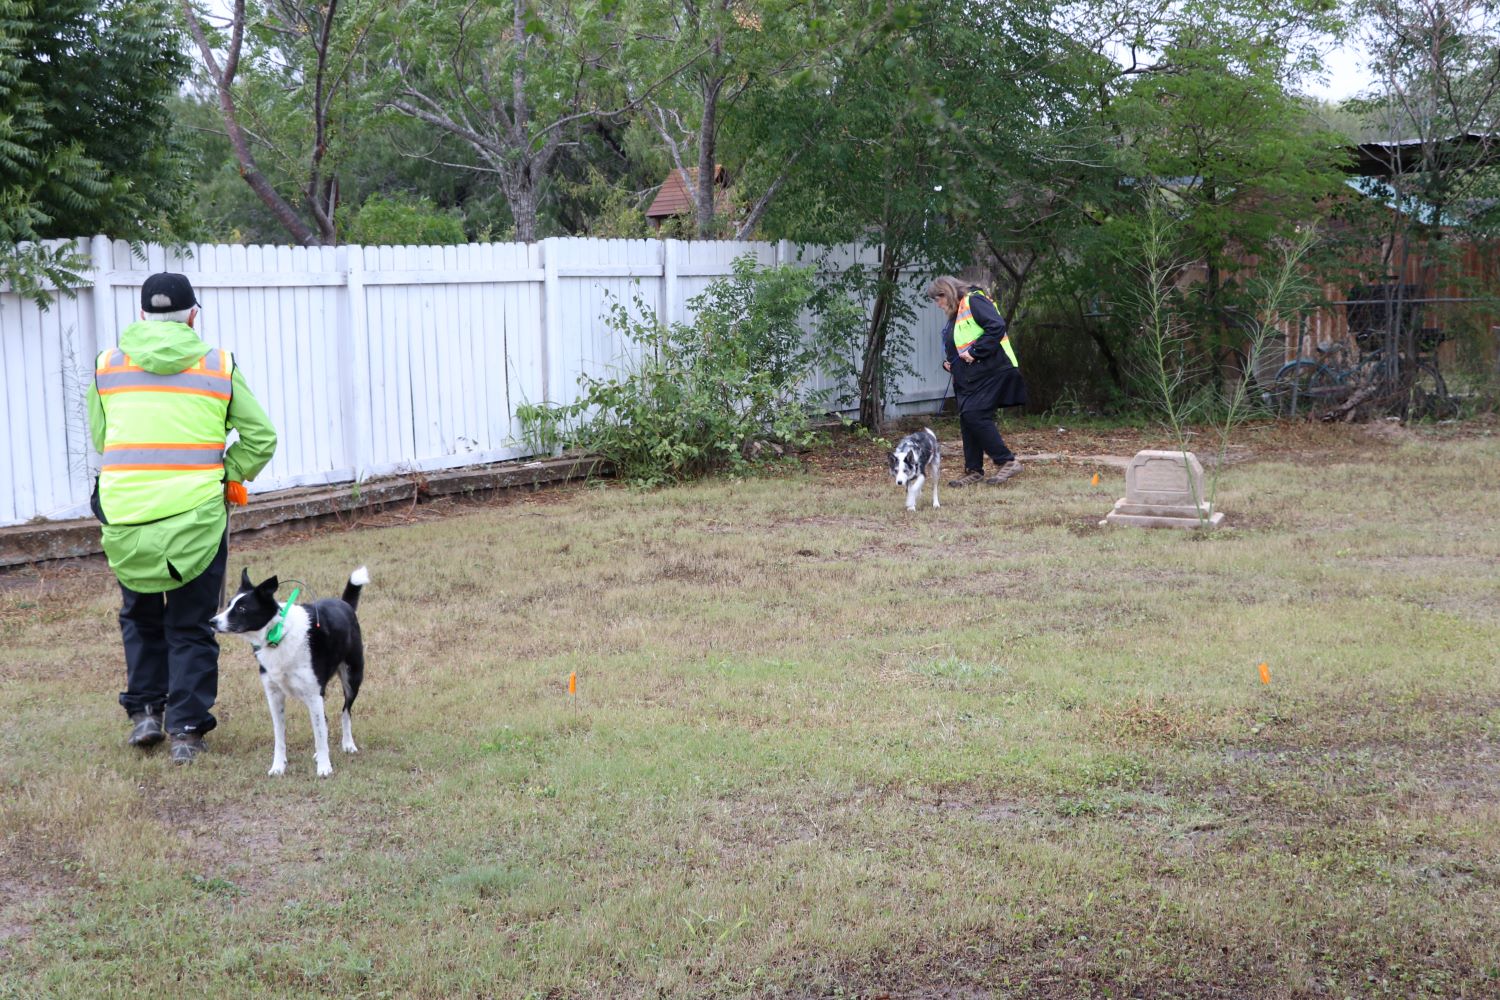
[518,256,850,485]
[340,193,466,246]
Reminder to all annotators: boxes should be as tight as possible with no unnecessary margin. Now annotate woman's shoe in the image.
[985,460,1023,484]
[947,470,985,487]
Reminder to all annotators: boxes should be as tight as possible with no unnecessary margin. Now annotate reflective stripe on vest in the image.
[96,349,232,399]
[101,442,226,472]
[94,348,233,525]
[952,292,1020,369]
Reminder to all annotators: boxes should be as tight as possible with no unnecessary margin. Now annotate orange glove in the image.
[225,481,249,506]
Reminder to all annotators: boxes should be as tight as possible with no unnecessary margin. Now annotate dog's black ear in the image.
[257,575,279,594]
[239,567,253,589]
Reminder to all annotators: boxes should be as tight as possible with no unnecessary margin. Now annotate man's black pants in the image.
[958,407,1016,473]
[117,536,227,737]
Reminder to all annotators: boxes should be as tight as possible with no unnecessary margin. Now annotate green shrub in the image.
[518,256,849,485]
[341,193,466,246]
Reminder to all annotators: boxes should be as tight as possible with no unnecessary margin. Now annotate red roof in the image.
[646,165,729,220]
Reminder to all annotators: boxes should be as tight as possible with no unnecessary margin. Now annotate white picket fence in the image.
[0,237,948,527]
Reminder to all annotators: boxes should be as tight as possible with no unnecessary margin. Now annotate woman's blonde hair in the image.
[923,275,968,317]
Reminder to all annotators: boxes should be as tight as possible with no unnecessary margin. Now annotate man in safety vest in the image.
[88,272,277,763]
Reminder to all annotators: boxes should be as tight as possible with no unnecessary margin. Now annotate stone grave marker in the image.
[1102,449,1224,529]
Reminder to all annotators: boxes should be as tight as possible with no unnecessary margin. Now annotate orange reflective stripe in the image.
[104,463,227,472]
[104,442,224,450]
[96,351,233,398]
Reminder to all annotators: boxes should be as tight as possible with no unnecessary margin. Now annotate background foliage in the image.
[519,258,855,484]
[7,0,1498,413]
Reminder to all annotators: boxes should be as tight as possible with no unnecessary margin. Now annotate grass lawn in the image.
[3,416,1499,999]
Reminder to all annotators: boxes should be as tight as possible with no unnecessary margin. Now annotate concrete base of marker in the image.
[1103,503,1225,530]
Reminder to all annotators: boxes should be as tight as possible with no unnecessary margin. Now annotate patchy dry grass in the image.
[3,415,1500,998]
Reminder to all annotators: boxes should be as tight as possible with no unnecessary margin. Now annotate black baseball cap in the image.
[140,272,199,313]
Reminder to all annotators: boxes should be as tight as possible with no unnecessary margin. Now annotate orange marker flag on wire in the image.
[1090,472,1100,486]
[568,671,577,696]
[1258,662,1271,685]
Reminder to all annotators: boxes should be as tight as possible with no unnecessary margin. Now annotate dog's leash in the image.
[219,504,231,609]
[936,374,953,416]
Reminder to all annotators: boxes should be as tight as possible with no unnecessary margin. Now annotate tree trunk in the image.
[695,73,723,238]
[856,247,901,430]
[512,181,539,243]
[181,0,324,247]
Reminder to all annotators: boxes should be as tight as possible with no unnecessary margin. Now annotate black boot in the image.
[169,733,207,764]
[127,712,165,748]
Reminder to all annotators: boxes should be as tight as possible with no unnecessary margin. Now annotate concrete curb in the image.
[0,455,610,570]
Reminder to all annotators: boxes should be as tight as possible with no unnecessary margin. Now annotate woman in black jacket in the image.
[925,275,1028,486]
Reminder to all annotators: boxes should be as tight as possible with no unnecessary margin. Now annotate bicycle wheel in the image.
[1270,361,1340,418]
[1408,362,1455,420]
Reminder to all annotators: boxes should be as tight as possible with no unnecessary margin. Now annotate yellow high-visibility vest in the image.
[953,292,1019,369]
[94,348,233,524]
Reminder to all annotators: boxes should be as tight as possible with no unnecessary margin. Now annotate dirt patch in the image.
[0,876,46,960]
[915,797,1034,826]
[140,779,401,899]
[0,831,85,962]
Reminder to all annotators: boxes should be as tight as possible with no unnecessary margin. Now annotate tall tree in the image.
[382,0,625,243]
[1,0,193,299]
[623,0,871,238]
[1109,20,1346,330]
[1345,0,1500,412]
[1356,0,1500,234]
[750,3,974,427]
[1022,0,1347,394]
[181,0,379,245]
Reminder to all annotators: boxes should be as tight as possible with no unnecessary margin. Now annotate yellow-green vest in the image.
[953,292,1020,369]
[94,348,233,524]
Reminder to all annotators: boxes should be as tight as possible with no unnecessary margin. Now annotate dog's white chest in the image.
[251,613,319,698]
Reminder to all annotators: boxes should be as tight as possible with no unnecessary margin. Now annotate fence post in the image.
[87,235,111,368]
[339,245,373,482]
[663,238,679,329]
[541,238,559,404]
[78,235,114,484]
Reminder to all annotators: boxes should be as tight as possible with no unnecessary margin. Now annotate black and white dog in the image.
[888,427,942,511]
[212,567,369,777]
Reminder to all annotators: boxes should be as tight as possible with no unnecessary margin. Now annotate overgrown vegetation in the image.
[1127,193,1320,520]
[518,257,858,484]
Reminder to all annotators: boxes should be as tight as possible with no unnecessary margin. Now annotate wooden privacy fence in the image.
[0,237,947,527]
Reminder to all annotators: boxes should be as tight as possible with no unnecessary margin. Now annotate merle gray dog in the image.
[888,427,942,511]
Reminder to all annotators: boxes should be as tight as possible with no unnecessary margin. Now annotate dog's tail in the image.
[341,566,370,610]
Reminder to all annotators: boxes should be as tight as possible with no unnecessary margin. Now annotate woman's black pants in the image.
[958,406,1016,472]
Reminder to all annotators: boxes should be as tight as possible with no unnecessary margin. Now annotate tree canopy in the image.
[1,0,192,298]
[16,0,1490,415]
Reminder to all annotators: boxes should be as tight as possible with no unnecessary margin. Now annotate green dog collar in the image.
[264,587,301,648]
